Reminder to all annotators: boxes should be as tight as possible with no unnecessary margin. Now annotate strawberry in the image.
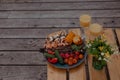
[60,53,65,58]
[74,55,79,60]
[64,53,70,58]
[70,53,74,57]
[75,51,80,55]
[47,58,52,62]
[47,50,55,55]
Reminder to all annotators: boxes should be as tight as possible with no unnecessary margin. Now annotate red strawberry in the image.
[74,55,79,60]
[70,53,74,57]
[75,51,80,55]
[60,53,65,58]
[47,50,55,54]
[64,53,70,58]
[47,58,52,62]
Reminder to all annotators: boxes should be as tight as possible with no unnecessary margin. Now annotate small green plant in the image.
[86,35,115,70]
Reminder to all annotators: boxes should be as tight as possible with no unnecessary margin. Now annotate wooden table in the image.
[48,28,120,80]
[0,0,120,80]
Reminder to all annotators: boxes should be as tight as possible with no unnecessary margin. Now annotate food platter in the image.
[40,29,87,69]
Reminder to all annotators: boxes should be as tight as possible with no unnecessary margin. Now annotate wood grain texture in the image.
[86,28,116,44]
[0,39,44,50]
[85,28,115,80]
[0,2,120,10]
[0,18,79,28]
[0,0,119,3]
[0,10,120,19]
[0,66,47,80]
[0,29,68,38]
[0,51,46,65]
[47,64,66,80]
[69,63,86,80]
[88,55,107,80]
[103,29,116,44]
[107,28,120,80]
[116,29,120,43]
[68,28,86,80]
[0,18,119,28]
[107,54,120,80]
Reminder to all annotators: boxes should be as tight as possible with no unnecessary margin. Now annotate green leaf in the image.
[71,44,82,51]
[101,60,107,66]
[93,48,99,55]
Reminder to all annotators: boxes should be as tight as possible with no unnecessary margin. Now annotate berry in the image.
[47,58,52,62]
[64,53,70,58]
[60,53,65,58]
[70,53,74,57]
[75,51,80,55]
[74,55,79,60]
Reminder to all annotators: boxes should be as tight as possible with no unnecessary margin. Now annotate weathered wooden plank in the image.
[69,63,86,80]
[0,51,46,65]
[0,0,119,3]
[100,29,117,80]
[106,29,120,80]
[0,2,120,10]
[0,18,119,28]
[0,10,120,18]
[0,29,68,38]
[87,55,107,80]
[68,28,86,80]
[85,28,116,80]
[0,66,47,80]
[47,64,66,80]
[0,11,10,18]
[107,54,120,80]
[102,29,116,45]
[116,29,120,44]
[0,39,44,50]
[0,19,78,28]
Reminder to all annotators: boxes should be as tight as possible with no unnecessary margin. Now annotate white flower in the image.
[86,44,91,48]
[98,57,102,60]
[103,58,108,62]
[114,50,119,54]
[101,52,104,56]
[86,45,89,48]
[89,44,92,47]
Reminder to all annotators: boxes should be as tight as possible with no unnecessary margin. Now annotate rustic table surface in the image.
[0,0,120,80]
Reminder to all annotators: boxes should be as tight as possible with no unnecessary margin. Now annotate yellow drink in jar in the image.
[80,14,91,27]
[89,23,103,36]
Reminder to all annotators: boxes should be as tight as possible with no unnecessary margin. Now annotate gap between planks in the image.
[0,0,120,3]
[0,10,120,19]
